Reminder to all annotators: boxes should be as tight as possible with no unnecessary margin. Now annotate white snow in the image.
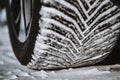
[82,68,110,75]
[52,78,62,80]
[49,71,57,76]
[0,9,6,23]
[68,68,73,71]
[12,69,30,76]
[0,75,3,78]
[5,71,12,75]
[0,61,4,65]
[5,75,18,80]
[31,70,48,79]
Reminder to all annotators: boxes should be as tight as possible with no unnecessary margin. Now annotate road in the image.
[0,26,120,80]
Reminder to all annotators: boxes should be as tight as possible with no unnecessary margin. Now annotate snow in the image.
[49,71,57,75]
[68,68,73,71]
[0,61,4,65]
[52,78,62,80]
[4,75,18,80]
[0,75,3,78]
[31,70,48,79]
[5,71,12,75]
[0,9,6,23]
[82,68,110,75]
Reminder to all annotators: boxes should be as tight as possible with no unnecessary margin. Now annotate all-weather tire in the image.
[6,0,120,70]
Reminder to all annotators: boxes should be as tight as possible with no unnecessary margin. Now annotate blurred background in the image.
[0,1,7,26]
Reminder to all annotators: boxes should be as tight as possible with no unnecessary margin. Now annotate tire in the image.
[0,0,5,10]
[6,0,41,65]
[6,0,120,70]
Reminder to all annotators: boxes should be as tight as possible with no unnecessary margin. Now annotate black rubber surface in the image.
[6,0,41,65]
[98,0,120,65]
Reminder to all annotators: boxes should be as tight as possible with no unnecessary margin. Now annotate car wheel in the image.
[6,0,41,65]
[6,0,120,70]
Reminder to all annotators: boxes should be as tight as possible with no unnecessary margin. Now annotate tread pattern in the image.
[28,0,120,69]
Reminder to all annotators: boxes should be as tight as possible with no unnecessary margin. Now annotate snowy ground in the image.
[0,25,120,80]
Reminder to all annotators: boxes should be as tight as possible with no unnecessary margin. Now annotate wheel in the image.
[6,0,41,65]
[0,0,5,10]
[6,0,120,70]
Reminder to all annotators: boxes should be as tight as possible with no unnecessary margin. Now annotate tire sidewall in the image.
[6,0,41,65]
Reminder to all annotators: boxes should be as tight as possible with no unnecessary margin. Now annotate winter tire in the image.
[6,0,120,70]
